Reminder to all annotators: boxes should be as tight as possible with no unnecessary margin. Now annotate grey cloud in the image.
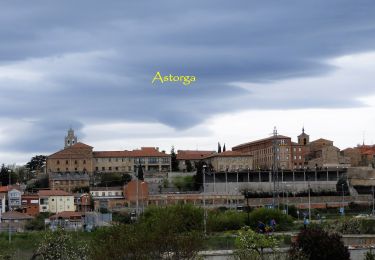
[1,1,375,154]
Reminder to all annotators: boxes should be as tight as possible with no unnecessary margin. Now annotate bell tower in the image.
[64,128,78,148]
[298,127,309,146]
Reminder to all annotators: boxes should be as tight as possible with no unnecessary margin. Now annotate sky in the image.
[1,1,375,164]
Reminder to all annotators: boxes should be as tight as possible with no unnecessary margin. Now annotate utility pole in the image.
[8,169,11,243]
[272,127,278,209]
[203,165,207,236]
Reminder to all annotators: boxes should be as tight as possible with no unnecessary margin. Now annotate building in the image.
[124,180,149,207]
[0,194,5,214]
[21,194,40,216]
[65,128,78,148]
[93,147,170,174]
[342,145,375,168]
[8,188,22,210]
[46,130,171,178]
[49,172,90,192]
[47,142,94,175]
[0,211,34,232]
[176,150,215,172]
[38,190,75,213]
[232,134,293,170]
[74,193,91,212]
[90,186,126,210]
[233,128,349,170]
[203,151,253,172]
[49,211,83,231]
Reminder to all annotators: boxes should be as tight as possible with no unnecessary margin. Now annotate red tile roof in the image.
[38,190,72,196]
[176,150,215,160]
[0,185,21,193]
[1,211,34,220]
[48,142,93,159]
[94,147,170,158]
[204,151,251,159]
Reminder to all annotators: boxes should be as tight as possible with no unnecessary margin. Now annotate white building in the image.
[38,190,75,213]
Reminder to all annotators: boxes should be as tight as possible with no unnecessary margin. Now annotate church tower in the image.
[298,127,309,146]
[64,128,77,148]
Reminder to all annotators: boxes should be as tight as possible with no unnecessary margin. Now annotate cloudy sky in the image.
[1,1,375,164]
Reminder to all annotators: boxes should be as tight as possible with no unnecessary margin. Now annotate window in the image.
[298,148,302,152]
[109,167,112,171]
[95,192,99,196]
[57,160,60,165]
[115,167,118,171]
[128,166,131,171]
[115,158,118,162]
[66,160,69,165]
[83,160,86,164]
[293,148,296,152]
[294,156,297,160]
[298,155,302,160]
[96,167,98,171]
[109,192,112,196]
[74,160,77,164]
[57,168,60,172]
[102,167,105,171]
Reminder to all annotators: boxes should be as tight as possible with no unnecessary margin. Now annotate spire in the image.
[302,126,305,134]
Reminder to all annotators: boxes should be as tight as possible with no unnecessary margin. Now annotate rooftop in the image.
[232,135,291,149]
[1,211,34,220]
[177,150,215,160]
[204,151,251,159]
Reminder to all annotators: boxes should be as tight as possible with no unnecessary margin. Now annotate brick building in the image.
[49,172,90,192]
[21,194,40,216]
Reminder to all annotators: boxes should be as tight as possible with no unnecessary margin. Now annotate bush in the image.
[25,212,51,231]
[289,227,350,260]
[324,218,375,235]
[248,208,294,231]
[207,210,246,232]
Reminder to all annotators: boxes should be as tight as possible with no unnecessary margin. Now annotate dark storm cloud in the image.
[1,0,375,153]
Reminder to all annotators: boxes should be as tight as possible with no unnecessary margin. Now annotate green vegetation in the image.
[25,212,52,231]
[289,227,350,260]
[248,208,294,231]
[234,226,280,260]
[172,176,194,191]
[97,172,132,187]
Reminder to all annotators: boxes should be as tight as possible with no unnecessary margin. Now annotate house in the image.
[21,194,40,216]
[49,211,84,231]
[38,190,75,213]
[8,188,22,210]
[124,180,149,208]
[0,211,34,232]
[90,186,126,210]
[74,193,92,212]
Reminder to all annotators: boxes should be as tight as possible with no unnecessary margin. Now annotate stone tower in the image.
[298,127,310,146]
[64,128,77,148]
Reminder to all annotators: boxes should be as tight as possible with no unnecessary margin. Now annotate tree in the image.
[91,204,204,260]
[223,143,226,152]
[234,226,280,260]
[185,160,193,172]
[193,161,206,190]
[171,146,179,171]
[218,142,222,153]
[0,164,18,186]
[26,155,47,173]
[289,227,350,260]
[31,228,88,260]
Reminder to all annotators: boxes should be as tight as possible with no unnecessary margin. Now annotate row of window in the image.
[57,160,86,165]
[218,165,250,171]
[93,191,123,197]
[95,157,170,163]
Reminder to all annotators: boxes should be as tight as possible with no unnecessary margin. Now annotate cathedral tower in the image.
[64,128,77,148]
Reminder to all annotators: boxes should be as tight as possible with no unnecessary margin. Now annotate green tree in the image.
[234,226,280,260]
[0,164,18,186]
[26,155,47,173]
[336,177,349,195]
[171,146,179,171]
[185,160,193,172]
[31,228,88,260]
[193,161,206,190]
[91,204,204,260]
[289,227,350,260]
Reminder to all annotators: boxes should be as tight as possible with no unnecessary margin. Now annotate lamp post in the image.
[203,165,207,236]
[372,186,375,215]
[8,169,11,243]
[307,174,311,222]
[225,168,228,206]
[341,183,345,216]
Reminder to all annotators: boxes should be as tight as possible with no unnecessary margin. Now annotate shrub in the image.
[248,208,294,231]
[207,210,246,232]
[289,227,350,260]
